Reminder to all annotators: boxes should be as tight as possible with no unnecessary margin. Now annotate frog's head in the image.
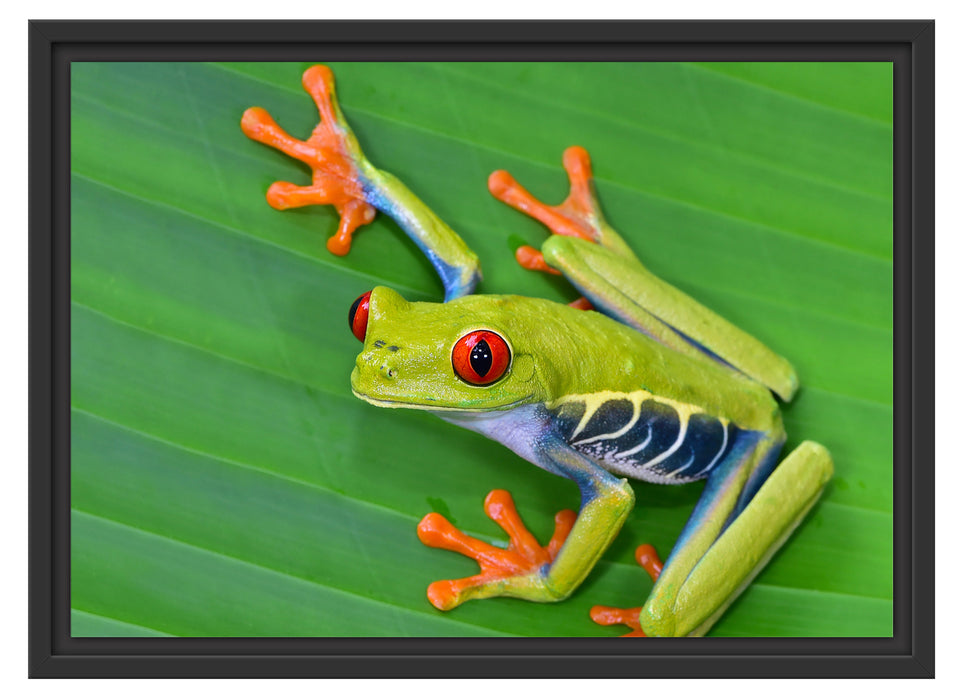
[348,286,555,412]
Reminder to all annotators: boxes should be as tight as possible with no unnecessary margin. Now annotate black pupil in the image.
[470,339,493,377]
[348,295,363,330]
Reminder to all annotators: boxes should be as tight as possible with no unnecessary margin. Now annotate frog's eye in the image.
[452,330,511,385]
[348,291,372,342]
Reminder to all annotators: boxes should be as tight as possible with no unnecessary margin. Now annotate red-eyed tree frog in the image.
[242,65,834,637]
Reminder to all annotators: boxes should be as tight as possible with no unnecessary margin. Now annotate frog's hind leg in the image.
[489,147,798,401]
[242,65,480,300]
[595,435,833,637]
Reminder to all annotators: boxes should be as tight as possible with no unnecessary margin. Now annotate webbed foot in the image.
[489,146,627,309]
[243,65,481,301]
[488,146,611,273]
[241,65,375,255]
[589,544,663,637]
[417,489,576,610]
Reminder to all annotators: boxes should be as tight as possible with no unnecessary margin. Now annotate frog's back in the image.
[546,391,758,484]
[505,298,779,430]
[442,295,782,483]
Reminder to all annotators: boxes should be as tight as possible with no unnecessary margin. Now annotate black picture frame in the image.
[29,19,934,678]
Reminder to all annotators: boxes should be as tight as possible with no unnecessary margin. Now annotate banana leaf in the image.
[70,61,892,637]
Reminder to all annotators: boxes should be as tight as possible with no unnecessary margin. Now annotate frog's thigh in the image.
[540,235,687,351]
[641,439,834,637]
[541,235,798,401]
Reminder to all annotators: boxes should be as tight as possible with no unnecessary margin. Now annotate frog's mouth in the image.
[351,388,535,412]
[350,389,440,409]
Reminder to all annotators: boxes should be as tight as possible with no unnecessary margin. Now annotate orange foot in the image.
[489,145,605,277]
[589,543,664,637]
[417,489,576,610]
[241,65,376,256]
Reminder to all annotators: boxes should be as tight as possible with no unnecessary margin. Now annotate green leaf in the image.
[70,61,892,637]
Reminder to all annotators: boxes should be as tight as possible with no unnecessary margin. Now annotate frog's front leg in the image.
[418,430,634,609]
[242,65,480,301]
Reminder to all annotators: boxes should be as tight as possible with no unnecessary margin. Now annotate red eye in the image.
[348,291,372,342]
[452,330,511,385]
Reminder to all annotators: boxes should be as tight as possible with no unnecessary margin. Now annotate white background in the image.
[1,2,953,697]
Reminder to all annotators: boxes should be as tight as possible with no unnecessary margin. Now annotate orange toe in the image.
[588,544,663,637]
[515,245,561,275]
[635,543,663,581]
[590,605,646,637]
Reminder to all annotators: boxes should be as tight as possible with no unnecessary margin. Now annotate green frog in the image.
[242,65,833,637]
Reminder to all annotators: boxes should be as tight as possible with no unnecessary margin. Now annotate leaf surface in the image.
[71,61,893,637]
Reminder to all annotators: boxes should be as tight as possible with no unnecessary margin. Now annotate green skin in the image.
[246,66,835,637]
[353,287,832,637]
[353,289,778,427]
